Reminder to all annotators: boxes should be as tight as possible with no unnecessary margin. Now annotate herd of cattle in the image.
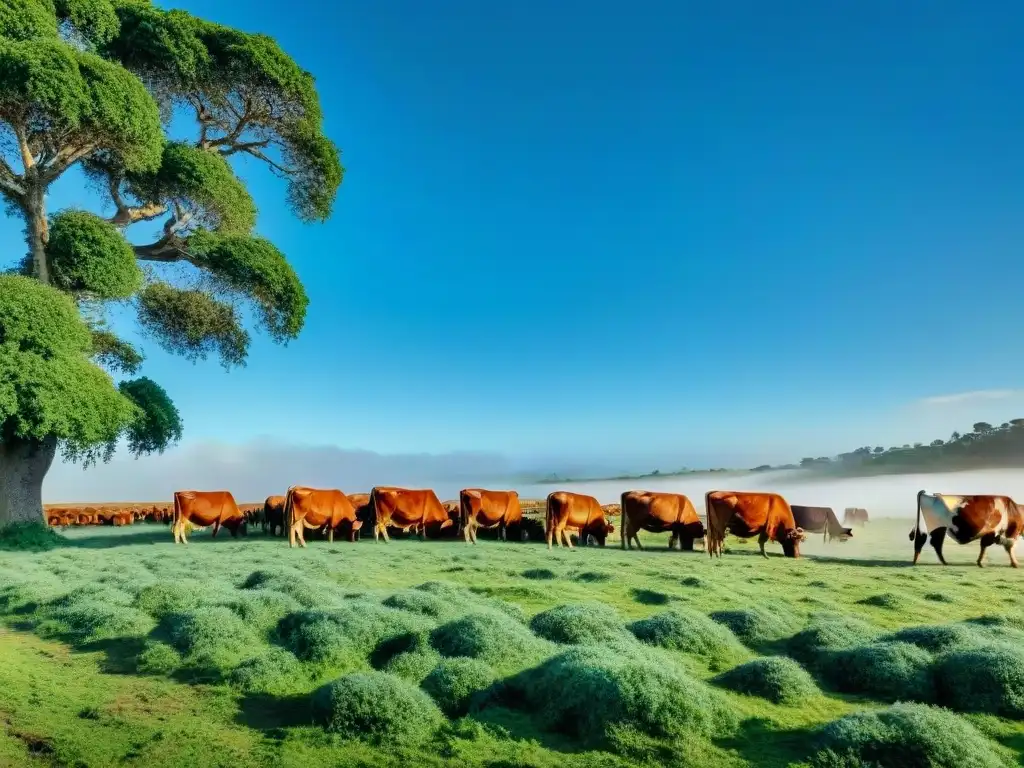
[44,486,1022,567]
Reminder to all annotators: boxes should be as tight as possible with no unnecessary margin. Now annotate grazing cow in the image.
[460,489,523,544]
[791,505,852,543]
[283,486,362,548]
[263,495,286,536]
[844,507,869,527]
[705,491,805,559]
[369,487,456,542]
[172,490,247,544]
[620,491,706,551]
[545,491,615,550]
[911,491,1023,568]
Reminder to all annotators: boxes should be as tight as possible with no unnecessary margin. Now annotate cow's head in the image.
[781,527,804,558]
[590,522,614,547]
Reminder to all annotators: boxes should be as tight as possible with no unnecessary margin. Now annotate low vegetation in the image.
[0,519,1022,767]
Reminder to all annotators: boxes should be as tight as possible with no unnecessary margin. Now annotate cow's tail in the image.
[459,491,469,540]
[619,492,628,550]
[369,487,379,539]
[705,492,727,559]
[915,489,925,538]
[284,487,294,546]
[545,493,554,548]
[172,492,181,538]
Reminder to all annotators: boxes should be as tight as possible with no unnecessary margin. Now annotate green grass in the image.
[0,519,1022,766]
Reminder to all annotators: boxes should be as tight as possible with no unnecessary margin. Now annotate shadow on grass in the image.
[235,692,314,736]
[630,588,670,606]
[714,716,817,768]
[80,636,150,675]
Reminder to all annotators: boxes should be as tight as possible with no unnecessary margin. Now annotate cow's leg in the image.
[328,525,334,544]
[912,530,928,564]
[472,521,480,544]
[977,532,997,567]
[211,520,221,538]
[173,517,181,544]
[1004,539,1020,568]
[632,530,644,550]
[931,528,948,565]
[498,522,506,542]
[758,532,769,558]
[561,526,574,548]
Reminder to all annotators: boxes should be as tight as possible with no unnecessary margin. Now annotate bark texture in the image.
[0,436,57,526]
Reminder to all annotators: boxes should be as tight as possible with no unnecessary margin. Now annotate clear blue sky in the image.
[10,0,1024,473]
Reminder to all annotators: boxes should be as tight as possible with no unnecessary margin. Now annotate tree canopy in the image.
[0,0,342,515]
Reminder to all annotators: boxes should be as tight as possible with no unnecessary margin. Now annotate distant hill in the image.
[537,418,1024,483]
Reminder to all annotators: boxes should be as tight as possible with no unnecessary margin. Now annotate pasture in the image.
[0,518,1022,767]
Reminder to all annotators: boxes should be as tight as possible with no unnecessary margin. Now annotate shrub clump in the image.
[629,608,746,666]
[0,522,64,552]
[133,582,206,619]
[431,611,548,668]
[383,648,442,684]
[226,589,300,634]
[529,602,633,646]
[510,645,736,745]
[241,568,344,608]
[709,602,801,647]
[881,623,985,653]
[933,644,1024,718]
[421,658,496,717]
[229,647,304,695]
[712,656,819,705]
[521,568,557,581]
[312,672,444,744]
[807,703,1012,768]
[164,606,261,671]
[382,590,452,619]
[277,611,359,668]
[135,640,181,675]
[788,613,876,667]
[826,642,936,703]
[42,590,153,642]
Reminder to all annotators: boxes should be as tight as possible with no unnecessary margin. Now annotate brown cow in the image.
[620,491,706,551]
[791,505,852,543]
[912,491,1023,567]
[844,507,869,527]
[705,491,805,559]
[263,495,286,536]
[172,490,248,544]
[283,486,362,548]
[460,489,523,544]
[545,491,615,550]
[369,487,456,542]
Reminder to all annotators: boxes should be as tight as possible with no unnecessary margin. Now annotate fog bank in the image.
[542,468,1024,518]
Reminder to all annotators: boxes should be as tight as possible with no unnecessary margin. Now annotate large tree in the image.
[0,0,342,525]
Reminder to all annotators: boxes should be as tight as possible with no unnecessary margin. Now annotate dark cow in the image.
[460,489,523,544]
[911,491,1023,568]
[791,505,852,543]
[263,495,286,536]
[370,487,456,542]
[705,491,806,559]
[348,493,372,531]
[284,486,362,548]
[620,490,706,551]
[172,490,248,544]
[545,491,615,550]
[844,507,869,526]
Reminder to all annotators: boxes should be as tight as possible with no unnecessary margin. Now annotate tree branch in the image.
[13,122,33,173]
[219,139,270,156]
[133,238,195,263]
[0,156,24,197]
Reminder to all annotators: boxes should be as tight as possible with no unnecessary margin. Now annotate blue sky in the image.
[9,0,1024,490]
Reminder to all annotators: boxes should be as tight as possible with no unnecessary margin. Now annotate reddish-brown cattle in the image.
[284,486,362,548]
[620,491,706,551]
[172,491,247,544]
[459,489,523,544]
[263,495,286,536]
[705,491,805,559]
[844,507,869,527]
[545,491,615,550]
[369,487,455,542]
[912,491,1023,567]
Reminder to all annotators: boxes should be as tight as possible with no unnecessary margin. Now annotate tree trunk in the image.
[0,436,57,527]
[21,184,49,284]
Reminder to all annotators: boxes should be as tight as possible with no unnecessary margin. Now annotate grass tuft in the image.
[709,601,801,648]
[629,607,746,667]
[825,641,936,702]
[229,647,304,695]
[421,657,496,717]
[431,611,547,669]
[312,671,444,744]
[712,656,819,705]
[529,603,632,646]
[788,613,877,667]
[933,644,1024,718]
[0,522,64,552]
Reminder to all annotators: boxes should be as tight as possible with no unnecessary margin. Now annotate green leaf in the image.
[0,37,163,172]
[0,0,59,42]
[55,0,120,48]
[48,210,142,298]
[0,275,138,454]
[118,376,181,456]
[127,142,256,234]
[90,329,142,374]
[136,281,249,368]
[188,229,307,342]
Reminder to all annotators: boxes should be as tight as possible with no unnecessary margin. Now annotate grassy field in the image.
[0,519,1022,767]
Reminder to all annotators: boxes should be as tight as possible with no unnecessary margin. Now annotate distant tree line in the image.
[796,418,1024,476]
